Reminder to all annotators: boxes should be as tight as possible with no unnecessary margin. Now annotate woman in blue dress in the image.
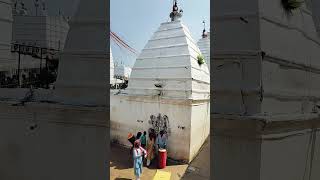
[133,140,147,180]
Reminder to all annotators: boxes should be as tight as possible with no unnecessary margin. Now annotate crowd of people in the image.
[0,69,57,88]
[128,129,168,180]
[0,74,19,88]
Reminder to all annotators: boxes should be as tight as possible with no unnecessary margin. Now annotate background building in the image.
[111,2,210,162]
[0,1,69,88]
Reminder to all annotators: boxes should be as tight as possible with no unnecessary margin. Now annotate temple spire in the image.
[169,0,183,22]
[202,20,208,38]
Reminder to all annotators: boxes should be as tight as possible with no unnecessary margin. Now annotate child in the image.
[133,140,147,180]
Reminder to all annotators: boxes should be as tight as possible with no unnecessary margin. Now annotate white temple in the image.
[110,48,115,85]
[126,19,210,99]
[111,1,210,162]
[197,30,210,71]
[114,64,131,79]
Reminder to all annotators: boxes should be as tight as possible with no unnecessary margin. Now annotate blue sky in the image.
[111,0,210,68]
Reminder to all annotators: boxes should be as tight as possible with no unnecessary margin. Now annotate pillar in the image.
[54,0,108,106]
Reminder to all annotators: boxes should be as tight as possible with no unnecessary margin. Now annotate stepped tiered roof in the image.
[197,32,210,71]
[127,19,210,100]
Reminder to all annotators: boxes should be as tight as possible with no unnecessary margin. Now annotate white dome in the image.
[127,20,210,100]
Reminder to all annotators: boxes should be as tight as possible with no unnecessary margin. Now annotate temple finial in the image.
[202,20,208,38]
[169,0,183,22]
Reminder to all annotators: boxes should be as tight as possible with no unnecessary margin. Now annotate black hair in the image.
[136,132,142,139]
[143,131,146,135]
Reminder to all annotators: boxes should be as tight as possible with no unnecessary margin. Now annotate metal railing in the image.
[0,43,61,89]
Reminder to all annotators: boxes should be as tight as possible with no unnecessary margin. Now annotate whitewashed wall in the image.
[189,101,210,160]
[110,92,192,161]
[260,0,320,115]
[212,0,261,115]
[111,91,210,162]
[260,130,320,180]
[212,0,320,180]
[213,0,320,115]
[0,102,107,180]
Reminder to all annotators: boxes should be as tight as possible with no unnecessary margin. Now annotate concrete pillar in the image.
[212,0,320,179]
[54,0,108,106]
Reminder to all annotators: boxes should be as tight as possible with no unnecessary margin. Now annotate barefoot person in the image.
[146,132,156,166]
[133,140,147,180]
[156,130,167,149]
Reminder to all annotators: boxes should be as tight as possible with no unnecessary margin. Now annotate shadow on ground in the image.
[110,137,210,180]
[110,144,133,170]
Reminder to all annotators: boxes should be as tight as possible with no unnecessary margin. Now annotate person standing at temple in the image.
[136,131,142,140]
[133,140,147,180]
[146,132,155,167]
[140,131,147,149]
[156,130,167,149]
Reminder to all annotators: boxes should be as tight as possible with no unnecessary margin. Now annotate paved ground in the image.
[110,137,210,180]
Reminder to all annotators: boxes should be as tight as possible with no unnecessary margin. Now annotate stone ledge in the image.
[0,101,108,127]
[211,113,320,136]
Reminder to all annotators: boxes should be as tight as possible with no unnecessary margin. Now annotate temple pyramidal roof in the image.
[126,14,210,100]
